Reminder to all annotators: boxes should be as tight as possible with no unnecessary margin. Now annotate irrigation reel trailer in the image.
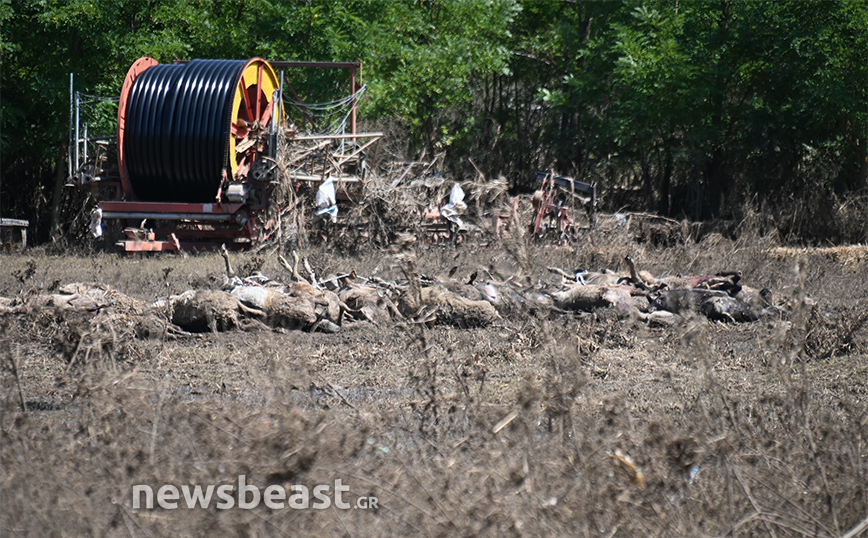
[69,57,367,253]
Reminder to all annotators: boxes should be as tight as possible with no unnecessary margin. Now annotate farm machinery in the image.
[67,57,598,252]
[529,171,597,243]
[68,57,377,253]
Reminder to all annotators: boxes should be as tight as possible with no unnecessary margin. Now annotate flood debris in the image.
[267,151,528,250]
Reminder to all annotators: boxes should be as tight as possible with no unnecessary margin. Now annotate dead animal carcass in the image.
[398,286,500,328]
[649,288,764,322]
[165,290,247,332]
[552,284,644,318]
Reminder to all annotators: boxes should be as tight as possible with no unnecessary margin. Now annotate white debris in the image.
[315,177,338,223]
[90,207,103,238]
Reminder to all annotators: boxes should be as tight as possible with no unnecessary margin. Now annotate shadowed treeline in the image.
[1,1,865,243]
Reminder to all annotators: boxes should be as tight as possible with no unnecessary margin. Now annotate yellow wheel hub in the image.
[229,59,281,180]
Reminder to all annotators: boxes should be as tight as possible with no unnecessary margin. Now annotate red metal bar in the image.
[239,78,254,124]
[152,228,248,239]
[350,66,357,138]
[172,60,362,69]
[255,61,362,69]
[256,63,263,121]
[121,240,180,253]
[100,201,244,214]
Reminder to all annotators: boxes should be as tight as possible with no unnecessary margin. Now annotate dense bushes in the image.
[1,0,865,243]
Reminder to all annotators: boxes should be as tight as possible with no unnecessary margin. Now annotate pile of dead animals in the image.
[0,255,783,337]
[548,256,782,326]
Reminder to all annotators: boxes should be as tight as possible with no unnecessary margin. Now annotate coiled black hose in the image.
[123,60,246,203]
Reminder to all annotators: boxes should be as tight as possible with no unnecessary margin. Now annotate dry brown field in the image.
[1,222,867,537]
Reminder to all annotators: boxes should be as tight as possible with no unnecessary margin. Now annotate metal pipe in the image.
[291,133,382,141]
[278,69,284,134]
[269,70,283,163]
[101,212,233,221]
[350,66,357,141]
[74,89,80,180]
[68,73,74,181]
[269,89,278,162]
[83,122,88,170]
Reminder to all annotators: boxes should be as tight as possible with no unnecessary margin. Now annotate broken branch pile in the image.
[266,137,521,250]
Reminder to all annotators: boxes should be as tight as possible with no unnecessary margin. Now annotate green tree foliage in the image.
[1,0,865,242]
[1,0,214,236]
[0,0,518,239]
[531,0,867,223]
[358,0,519,147]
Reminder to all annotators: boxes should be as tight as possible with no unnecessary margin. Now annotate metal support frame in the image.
[0,218,29,251]
[100,201,243,222]
[66,59,368,252]
[74,79,80,179]
[172,60,362,137]
[99,201,252,252]
[255,61,361,137]
[531,171,597,242]
[69,73,74,181]
[67,73,120,188]
[268,62,362,139]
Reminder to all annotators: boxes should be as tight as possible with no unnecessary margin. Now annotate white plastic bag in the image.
[90,207,103,238]
[440,183,467,226]
[315,178,338,223]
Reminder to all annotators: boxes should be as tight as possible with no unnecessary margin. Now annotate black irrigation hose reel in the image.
[101,57,282,252]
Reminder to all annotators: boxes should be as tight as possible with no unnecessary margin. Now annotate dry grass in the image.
[1,223,867,537]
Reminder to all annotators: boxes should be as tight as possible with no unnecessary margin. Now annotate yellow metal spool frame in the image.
[229,59,282,181]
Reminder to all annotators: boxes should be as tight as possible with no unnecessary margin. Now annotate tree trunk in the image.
[861,135,868,191]
[641,157,653,210]
[49,143,68,243]
[51,31,80,244]
[658,147,673,217]
[705,147,726,219]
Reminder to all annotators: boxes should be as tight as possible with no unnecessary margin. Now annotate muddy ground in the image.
[1,223,867,537]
